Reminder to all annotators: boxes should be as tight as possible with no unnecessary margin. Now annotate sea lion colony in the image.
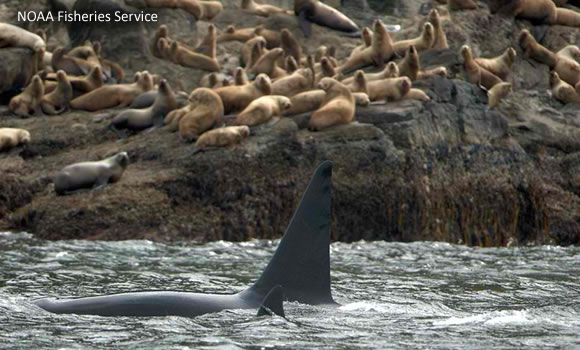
[1,0,580,194]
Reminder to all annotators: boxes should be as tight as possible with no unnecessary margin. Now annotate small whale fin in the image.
[257,285,285,317]
[245,160,336,305]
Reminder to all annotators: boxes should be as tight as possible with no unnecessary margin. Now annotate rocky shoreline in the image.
[1,0,579,246]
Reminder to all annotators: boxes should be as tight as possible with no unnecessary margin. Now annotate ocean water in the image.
[0,231,579,349]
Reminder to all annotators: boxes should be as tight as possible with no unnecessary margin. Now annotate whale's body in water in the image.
[33,161,335,318]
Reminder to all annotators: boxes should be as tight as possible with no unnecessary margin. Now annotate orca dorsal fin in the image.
[257,285,285,317]
[247,161,335,305]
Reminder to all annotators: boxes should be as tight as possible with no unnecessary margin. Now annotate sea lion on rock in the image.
[195,126,250,148]
[294,0,359,37]
[488,82,512,108]
[41,70,73,115]
[68,66,105,96]
[254,27,282,48]
[397,45,420,81]
[200,72,230,88]
[550,72,580,104]
[393,22,435,57]
[315,57,336,83]
[0,128,31,152]
[241,0,293,16]
[417,66,448,79]
[111,80,177,131]
[557,45,580,62]
[54,152,130,195]
[234,67,249,85]
[9,75,45,117]
[249,47,287,79]
[403,88,431,102]
[499,0,580,26]
[365,76,411,102]
[428,9,448,49]
[272,66,314,96]
[343,62,399,85]
[284,89,369,115]
[215,73,272,113]
[70,72,154,111]
[474,47,516,81]
[167,25,220,72]
[338,19,393,74]
[235,95,292,126]
[165,88,224,140]
[199,1,223,21]
[242,35,267,67]
[308,77,355,131]
[281,29,302,63]
[217,25,257,43]
[152,25,169,58]
[51,47,91,76]
[0,23,45,51]
[460,45,502,89]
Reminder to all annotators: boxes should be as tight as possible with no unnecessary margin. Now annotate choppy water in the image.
[0,231,579,349]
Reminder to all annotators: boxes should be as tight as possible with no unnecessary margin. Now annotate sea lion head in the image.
[158,25,168,38]
[286,56,298,72]
[422,22,435,46]
[356,93,370,106]
[399,77,412,97]
[506,47,517,63]
[234,67,247,84]
[354,70,365,83]
[460,45,472,61]
[225,25,236,34]
[317,77,336,91]
[279,96,292,111]
[428,9,440,26]
[56,70,68,83]
[158,79,170,93]
[386,62,399,77]
[315,46,327,62]
[281,28,292,42]
[115,152,130,168]
[270,47,284,59]
[18,129,31,144]
[518,29,533,48]
[237,125,250,137]
[208,24,216,37]
[362,27,372,46]
[254,73,272,94]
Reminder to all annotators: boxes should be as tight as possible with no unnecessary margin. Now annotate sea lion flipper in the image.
[298,10,312,38]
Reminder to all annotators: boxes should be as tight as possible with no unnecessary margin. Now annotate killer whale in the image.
[33,161,336,317]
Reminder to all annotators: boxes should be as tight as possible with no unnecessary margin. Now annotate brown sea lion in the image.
[234,67,249,85]
[242,35,267,67]
[428,9,448,49]
[111,80,177,131]
[214,73,272,113]
[70,72,154,111]
[152,25,169,58]
[200,72,230,88]
[254,27,282,48]
[41,70,73,115]
[54,152,130,195]
[235,95,292,126]
[474,47,516,81]
[9,75,44,117]
[448,0,477,10]
[281,29,302,63]
[165,88,224,139]
[195,126,250,148]
[393,22,435,57]
[0,128,31,152]
[348,27,373,60]
[550,72,580,104]
[343,61,399,85]
[0,23,45,51]
[338,19,393,74]
[216,25,257,43]
[51,47,91,76]
[397,45,420,81]
[271,66,313,96]
[68,66,105,96]
[488,82,512,108]
[249,47,287,79]
[359,75,411,102]
[167,25,220,72]
[315,57,337,83]
[284,90,369,115]
[294,0,359,37]
[199,1,223,21]
[554,56,580,86]
[309,77,355,131]
[349,70,369,95]
[557,45,580,62]
[241,0,293,16]
[417,66,448,79]
[286,56,300,73]
[460,45,502,89]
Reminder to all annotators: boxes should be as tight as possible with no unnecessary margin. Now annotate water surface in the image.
[1,232,579,349]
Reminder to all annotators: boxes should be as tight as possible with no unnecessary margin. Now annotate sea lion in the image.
[308,77,355,131]
[403,88,431,102]
[271,66,314,96]
[200,72,230,88]
[397,45,420,81]
[168,88,224,140]
[214,73,272,113]
[70,72,154,111]
[315,57,337,83]
[284,89,369,115]
[281,29,302,63]
[51,47,91,76]
[338,19,393,74]
[195,126,250,148]
[554,55,580,86]
[448,0,477,10]
[235,95,292,126]
[0,23,45,51]
[234,67,249,85]
[68,66,105,96]
[217,25,257,43]
[285,56,300,73]
[41,70,73,115]
[474,47,516,81]
[167,25,220,72]
[349,70,369,95]
[359,75,411,102]
[241,0,293,16]
[249,47,287,79]
[242,35,267,67]
[347,27,373,60]
[342,61,399,85]
[460,45,502,89]
[416,66,448,79]
[199,1,223,21]
[53,152,130,195]
[111,79,177,131]
[393,22,435,57]
[488,82,512,107]
[428,9,448,49]
[8,75,45,117]
[152,25,169,58]
[0,128,31,152]
[294,0,359,37]
[550,72,580,104]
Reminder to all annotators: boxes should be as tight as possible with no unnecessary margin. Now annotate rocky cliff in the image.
[0,0,579,246]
